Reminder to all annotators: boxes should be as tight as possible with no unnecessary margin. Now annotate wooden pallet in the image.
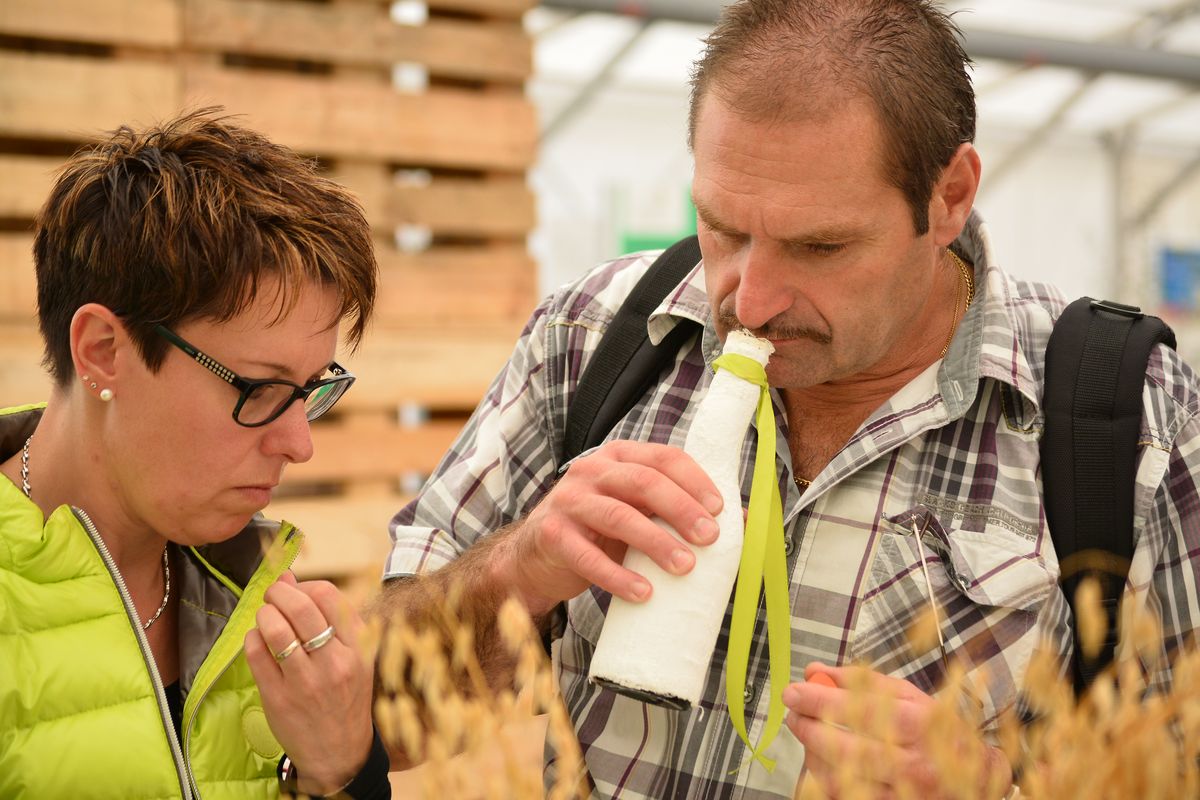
[0,0,539,582]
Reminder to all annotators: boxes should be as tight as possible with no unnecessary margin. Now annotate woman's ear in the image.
[70,304,124,396]
[927,143,982,247]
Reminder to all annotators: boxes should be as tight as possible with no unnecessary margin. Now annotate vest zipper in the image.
[73,507,194,800]
[181,526,302,799]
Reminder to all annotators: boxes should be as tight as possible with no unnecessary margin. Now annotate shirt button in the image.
[783,535,796,557]
[743,684,757,706]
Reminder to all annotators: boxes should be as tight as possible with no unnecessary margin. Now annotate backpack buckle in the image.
[1090,299,1144,319]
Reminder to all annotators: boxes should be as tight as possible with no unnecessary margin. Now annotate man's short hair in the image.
[34,107,378,386]
[688,0,976,235]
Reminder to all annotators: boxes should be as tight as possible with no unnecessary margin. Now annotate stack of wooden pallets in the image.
[0,0,539,587]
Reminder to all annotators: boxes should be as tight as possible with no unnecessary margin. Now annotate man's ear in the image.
[70,303,125,394]
[927,143,981,247]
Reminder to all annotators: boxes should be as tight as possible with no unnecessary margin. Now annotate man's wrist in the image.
[487,525,557,617]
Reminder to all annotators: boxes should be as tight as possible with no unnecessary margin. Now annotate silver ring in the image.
[274,638,302,663]
[301,625,336,653]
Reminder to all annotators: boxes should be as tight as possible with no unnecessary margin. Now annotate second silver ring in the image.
[302,624,336,653]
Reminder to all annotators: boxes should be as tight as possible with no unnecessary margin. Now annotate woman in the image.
[0,110,388,798]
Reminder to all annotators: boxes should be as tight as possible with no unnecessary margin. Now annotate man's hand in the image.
[784,663,1013,800]
[497,440,723,616]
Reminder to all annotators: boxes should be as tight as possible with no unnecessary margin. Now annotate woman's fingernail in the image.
[632,579,652,601]
[703,493,723,514]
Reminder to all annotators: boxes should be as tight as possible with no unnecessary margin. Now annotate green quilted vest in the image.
[1,404,303,799]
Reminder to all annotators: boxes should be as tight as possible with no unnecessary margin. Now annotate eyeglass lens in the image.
[235,379,348,425]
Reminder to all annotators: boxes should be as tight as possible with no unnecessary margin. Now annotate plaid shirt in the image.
[386,212,1200,799]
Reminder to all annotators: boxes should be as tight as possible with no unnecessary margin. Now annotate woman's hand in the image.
[245,572,376,796]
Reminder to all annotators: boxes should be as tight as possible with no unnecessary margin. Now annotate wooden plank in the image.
[0,234,36,323]
[326,169,536,238]
[0,155,62,219]
[285,416,465,483]
[184,65,536,171]
[185,0,530,83]
[0,234,528,410]
[0,324,507,414]
[0,321,519,415]
[338,325,519,410]
[0,237,534,327]
[0,0,180,49]
[373,245,538,326]
[0,324,52,407]
[0,52,181,142]
[427,0,538,20]
[268,494,401,580]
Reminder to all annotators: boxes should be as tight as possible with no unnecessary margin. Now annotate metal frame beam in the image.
[539,19,653,143]
[540,0,1200,85]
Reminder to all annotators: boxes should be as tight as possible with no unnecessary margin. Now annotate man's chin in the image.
[766,360,832,390]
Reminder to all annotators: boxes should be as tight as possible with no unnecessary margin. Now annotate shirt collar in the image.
[949,210,1045,411]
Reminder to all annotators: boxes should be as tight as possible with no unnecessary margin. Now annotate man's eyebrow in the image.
[693,201,742,236]
[696,198,863,246]
[781,225,861,246]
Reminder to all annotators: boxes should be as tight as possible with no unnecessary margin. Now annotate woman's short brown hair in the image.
[34,107,377,386]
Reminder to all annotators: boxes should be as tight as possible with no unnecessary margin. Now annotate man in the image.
[377,1,1200,797]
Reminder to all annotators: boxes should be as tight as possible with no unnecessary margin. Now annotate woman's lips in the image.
[236,485,277,506]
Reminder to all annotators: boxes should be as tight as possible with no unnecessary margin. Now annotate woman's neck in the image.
[5,395,167,580]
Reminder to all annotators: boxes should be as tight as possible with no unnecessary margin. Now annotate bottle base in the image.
[591,676,692,710]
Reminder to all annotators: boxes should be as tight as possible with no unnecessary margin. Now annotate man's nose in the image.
[734,244,793,331]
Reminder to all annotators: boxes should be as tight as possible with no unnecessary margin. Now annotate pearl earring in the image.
[99,388,114,402]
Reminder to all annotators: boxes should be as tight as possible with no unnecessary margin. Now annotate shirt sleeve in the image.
[1127,345,1200,693]
[383,300,560,579]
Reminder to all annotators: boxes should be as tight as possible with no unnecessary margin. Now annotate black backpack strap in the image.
[1041,297,1176,695]
[562,235,704,464]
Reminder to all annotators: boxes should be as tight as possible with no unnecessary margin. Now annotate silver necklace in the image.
[21,435,170,631]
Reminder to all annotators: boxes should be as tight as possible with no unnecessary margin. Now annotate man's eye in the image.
[805,242,845,255]
[702,223,743,245]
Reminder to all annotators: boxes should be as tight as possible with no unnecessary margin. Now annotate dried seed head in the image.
[499,597,535,653]
[1074,577,1107,661]
[907,604,942,655]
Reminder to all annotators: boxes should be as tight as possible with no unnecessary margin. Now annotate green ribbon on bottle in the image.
[712,352,791,772]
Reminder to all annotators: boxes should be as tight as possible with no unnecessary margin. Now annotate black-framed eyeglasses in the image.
[154,325,355,427]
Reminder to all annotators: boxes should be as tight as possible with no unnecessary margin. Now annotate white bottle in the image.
[589,329,774,707]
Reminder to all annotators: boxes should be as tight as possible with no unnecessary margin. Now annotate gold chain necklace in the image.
[21,435,171,630]
[941,249,975,358]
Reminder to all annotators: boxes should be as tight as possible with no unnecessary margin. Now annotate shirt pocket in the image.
[851,504,1059,727]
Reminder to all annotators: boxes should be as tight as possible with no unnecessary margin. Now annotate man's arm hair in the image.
[367,525,551,767]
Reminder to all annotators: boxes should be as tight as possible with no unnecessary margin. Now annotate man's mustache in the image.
[716,311,831,344]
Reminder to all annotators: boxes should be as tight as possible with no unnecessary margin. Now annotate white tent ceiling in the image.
[529,0,1200,148]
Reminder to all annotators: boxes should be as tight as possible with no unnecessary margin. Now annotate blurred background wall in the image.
[529,0,1200,363]
[4,0,1200,591]
[0,0,537,589]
